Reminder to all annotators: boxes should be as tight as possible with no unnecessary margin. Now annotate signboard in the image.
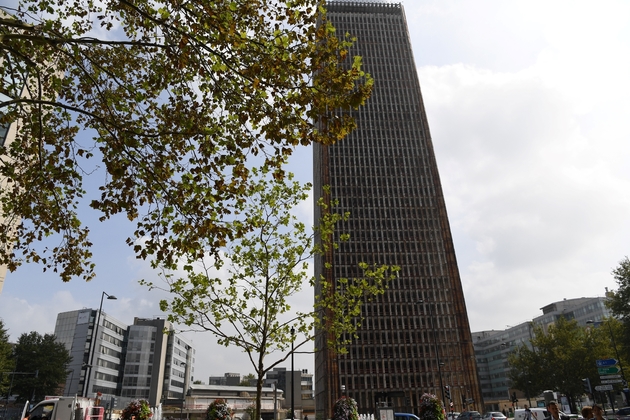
[378,408,394,420]
[598,366,621,375]
[77,310,90,325]
[595,385,614,391]
[597,359,619,367]
[601,379,624,384]
[600,375,622,380]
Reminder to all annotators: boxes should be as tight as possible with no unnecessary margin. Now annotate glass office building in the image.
[54,311,194,407]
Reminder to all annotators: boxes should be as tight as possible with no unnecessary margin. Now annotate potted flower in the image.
[121,399,153,420]
[418,393,444,420]
[206,399,233,420]
[333,396,359,420]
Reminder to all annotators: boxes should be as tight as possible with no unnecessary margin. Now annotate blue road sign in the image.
[597,359,619,367]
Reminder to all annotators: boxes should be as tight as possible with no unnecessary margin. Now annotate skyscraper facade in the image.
[313,2,482,417]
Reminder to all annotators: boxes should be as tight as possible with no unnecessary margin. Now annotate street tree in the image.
[144,167,397,420]
[11,331,71,402]
[0,0,372,282]
[605,256,630,363]
[239,373,255,387]
[508,317,612,411]
[0,319,13,398]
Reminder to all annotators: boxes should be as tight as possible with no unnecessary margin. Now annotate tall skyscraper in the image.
[313,2,482,417]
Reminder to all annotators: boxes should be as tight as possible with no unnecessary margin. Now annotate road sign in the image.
[598,366,621,375]
[595,385,614,391]
[601,379,624,384]
[597,359,619,367]
[600,375,622,380]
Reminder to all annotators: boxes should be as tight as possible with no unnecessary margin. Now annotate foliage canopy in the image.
[606,256,630,363]
[0,0,372,281]
[0,319,13,397]
[145,168,396,420]
[11,331,72,402]
[508,317,620,411]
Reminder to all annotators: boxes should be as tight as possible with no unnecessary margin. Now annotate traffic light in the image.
[582,378,592,395]
[444,385,451,400]
[512,392,517,403]
[462,394,466,404]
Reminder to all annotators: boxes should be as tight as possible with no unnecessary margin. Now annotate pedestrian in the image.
[304,416,308,420]
[592,404,605,420]
[74,404,83,420]
[581,406,593,420]
[523,405,532,420]
[544,401,561,420]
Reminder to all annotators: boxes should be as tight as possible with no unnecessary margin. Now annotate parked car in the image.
[615,407,630,420]
[395,413,420,420]
[456,411,482,420]
[482,412,507,420]
[448,412,461,420]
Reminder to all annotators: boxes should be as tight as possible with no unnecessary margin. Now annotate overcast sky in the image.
[1,0,630,383]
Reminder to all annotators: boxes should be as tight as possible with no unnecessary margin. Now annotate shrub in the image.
[121,400,152,420]
[418,393,444,420]
[333,396,359,420]
[206,399,233,420]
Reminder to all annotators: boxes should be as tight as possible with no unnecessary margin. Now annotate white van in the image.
[514,408,549,420]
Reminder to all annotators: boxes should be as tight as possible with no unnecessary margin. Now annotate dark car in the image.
[457,411,482,420]
[615,407,630,420]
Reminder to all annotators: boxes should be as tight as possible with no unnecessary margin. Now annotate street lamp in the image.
[290,327,295,420]
[180,363,187,420]
[84,291,117,398]
[418,299,446,407]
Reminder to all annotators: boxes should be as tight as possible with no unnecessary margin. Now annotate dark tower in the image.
[313,2,482,418]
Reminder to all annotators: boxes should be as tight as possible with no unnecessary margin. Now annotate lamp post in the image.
[65,369,75,396]
[290,327,295,420]
[180,362,187,420]
[418,299,445,407]
[501,342,512,407]
[84,291,117,398]
[273,382,278,420]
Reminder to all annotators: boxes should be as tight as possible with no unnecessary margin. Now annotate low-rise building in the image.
[161,384,283,420]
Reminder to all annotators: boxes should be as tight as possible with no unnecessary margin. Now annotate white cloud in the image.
[416,1,630,331]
